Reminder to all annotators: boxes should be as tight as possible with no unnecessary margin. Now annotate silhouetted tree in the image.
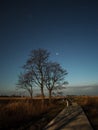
[17,48,68,104]
[44,62,68,104]
[22,49,50,103]
[17,72,33,99]
[53,81,69,96]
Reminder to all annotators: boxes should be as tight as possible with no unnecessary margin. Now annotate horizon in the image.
[1,84,98,96]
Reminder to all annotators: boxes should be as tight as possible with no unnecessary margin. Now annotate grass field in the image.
[0,97,64,129]
[0,96,98,130]
[74,96,98,130]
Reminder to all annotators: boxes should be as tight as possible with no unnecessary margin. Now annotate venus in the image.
[56,52,59,56]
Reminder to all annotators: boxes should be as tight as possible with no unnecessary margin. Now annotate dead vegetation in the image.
[0,96,98,130]
[74,96,98,130]
[0,98,64,129]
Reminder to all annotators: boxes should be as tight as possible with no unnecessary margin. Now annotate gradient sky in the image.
[0,0,98,94]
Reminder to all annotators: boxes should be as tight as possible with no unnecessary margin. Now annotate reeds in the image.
[0,100,54,129]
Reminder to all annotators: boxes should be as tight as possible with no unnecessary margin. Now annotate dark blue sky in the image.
[0,0,98,94]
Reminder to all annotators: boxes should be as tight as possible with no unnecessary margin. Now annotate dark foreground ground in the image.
[0,97,65,130]
[0,96,98,130]
[75,96,98,130]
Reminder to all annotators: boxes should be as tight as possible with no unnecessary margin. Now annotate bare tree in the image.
[22,49,50,103]
[16,72,33,99]
[44,62,68,104]
[17,49,68,104]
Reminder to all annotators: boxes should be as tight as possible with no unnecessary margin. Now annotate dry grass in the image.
[0,99,55,129]
[1,96,98,129]
[74,96,98,130]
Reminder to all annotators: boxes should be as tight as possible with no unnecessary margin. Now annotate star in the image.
[56,52,59,56]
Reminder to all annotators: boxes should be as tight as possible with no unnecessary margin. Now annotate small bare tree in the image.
[44,62,68,104]
[17,72,33,99]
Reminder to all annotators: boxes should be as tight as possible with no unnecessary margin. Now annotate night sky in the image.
[0,0,98,95]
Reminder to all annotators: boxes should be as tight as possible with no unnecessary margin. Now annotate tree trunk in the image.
[49,89,52,104]
[30,86,33,99]
[28,86,33,102]
[41,87,45,104]
[30,91,33,99]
